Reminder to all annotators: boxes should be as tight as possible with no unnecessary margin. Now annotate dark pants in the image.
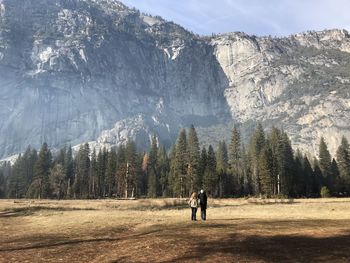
[201,208,206,220]
[191,207,197,220]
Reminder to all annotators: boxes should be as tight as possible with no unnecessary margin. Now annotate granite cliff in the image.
[0,0,349,158]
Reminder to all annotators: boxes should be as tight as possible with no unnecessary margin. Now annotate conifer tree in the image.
[319,137,332,186]
[74,143,90,198]
[28,142,52,199]
[49,164,66,199]
[64,146,74,198]
[187,125,200,192]
[336,136,350,194]
[172,129,188,197]
[258,146,274,196]
[148,135,159,197]
[106,149,117,197]
[89,148,98,198]
[158,145,170,196]
[303,156,314,197]
[249,123,266,195]
[203,145,217,196]
[217,141,229,197]
[198,147,207,188]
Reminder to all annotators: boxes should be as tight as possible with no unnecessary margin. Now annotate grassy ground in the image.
[1,198,350,262]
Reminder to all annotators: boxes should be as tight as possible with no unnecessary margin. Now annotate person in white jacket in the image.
[188,192,198,221]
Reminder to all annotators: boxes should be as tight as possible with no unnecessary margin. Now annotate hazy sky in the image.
[122,0,350,36]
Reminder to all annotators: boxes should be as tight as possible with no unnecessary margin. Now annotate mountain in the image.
[0,0,349,158]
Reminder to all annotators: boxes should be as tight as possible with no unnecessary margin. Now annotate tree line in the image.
[1,124,350,199]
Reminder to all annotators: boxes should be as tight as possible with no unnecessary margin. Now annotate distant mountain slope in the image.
[0,0,349,158]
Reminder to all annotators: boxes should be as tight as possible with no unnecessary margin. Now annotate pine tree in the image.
[293,149,305,197]
[336,136,350,194]
[249,123,266,195]
[216,141,229,197]
[303,156,314,197]
[258,146,274,196]
[329,158,340,195]
[74,143,90,198]
[319,137,332,186]
[198,147,207,188]
[49,164,66,199]
[158,145,170,197]
[90,148,98,198]
[106,149,117,197]
[172,129,188,197]
[187,125,200,192]
[141,153,149,196]
[319,137,332,184]
[96,149,105,198]
[278,132,295,196]
[64,146,74,198]
[148,135,159,197]
[203,145,217,196]
[28,142,52,199]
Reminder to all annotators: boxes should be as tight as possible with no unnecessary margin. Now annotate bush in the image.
[320,186,330,198]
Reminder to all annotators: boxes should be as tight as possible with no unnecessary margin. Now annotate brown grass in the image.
[1,198,350,262]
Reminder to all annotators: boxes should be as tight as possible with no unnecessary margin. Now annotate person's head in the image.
[200,189,204,194]
[191,192,197,198]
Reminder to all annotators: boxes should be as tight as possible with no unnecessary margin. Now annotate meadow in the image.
[1,198,350,262]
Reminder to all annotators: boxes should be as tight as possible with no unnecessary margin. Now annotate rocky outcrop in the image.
[211,30,350,155]
[0,0,229,158]
[0,0,349,158]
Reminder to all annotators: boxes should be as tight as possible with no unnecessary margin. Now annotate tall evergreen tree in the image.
[203,145,217,196]
[198,147,207,188]
[187,125,200,192]
[74,143,90,198]
[89,148,98,198]
[258,146,274,196]
[319,137,332,186]
[336,136,350,194]
[217,141,229,197]
[158,145,170,197]
[28,142,52,199]
[148,135,159,197]
[64,146,74,198]
[49,164,66,199]
[249,123,266,195]
[172,129,188,197]
[106,149,117,197]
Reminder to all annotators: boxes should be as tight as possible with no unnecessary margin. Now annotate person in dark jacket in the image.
[198,189,207,220]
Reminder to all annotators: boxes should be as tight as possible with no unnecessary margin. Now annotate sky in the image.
[121,0,350,37]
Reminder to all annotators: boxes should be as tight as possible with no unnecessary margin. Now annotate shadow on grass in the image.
[169,226,350,262]
[0,206,97,218]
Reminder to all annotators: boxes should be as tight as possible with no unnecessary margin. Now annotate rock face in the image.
[0,0,350,158]
[211,30,350,155]
[0,0,229,157]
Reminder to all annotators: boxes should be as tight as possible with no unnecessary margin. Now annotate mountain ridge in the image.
[0,0,349,158]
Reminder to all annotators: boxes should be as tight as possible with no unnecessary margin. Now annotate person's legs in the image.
[191,208,195,220]
[194,208,197,220]
[201,209,206,220]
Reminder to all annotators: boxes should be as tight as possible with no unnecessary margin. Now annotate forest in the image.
[0,123,349,199]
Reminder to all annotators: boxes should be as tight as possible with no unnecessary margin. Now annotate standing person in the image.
[188,192,198,221]
[198,189,207,220]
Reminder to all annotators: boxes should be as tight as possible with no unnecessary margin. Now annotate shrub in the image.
[320,186,330,198]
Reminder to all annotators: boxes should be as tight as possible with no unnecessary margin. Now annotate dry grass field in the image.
[1,198,350,262]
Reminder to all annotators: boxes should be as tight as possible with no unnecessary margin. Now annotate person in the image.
[198,189,207,220]
[188,192,198,221]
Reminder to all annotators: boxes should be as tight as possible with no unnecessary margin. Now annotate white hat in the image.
[200,189,204,193]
